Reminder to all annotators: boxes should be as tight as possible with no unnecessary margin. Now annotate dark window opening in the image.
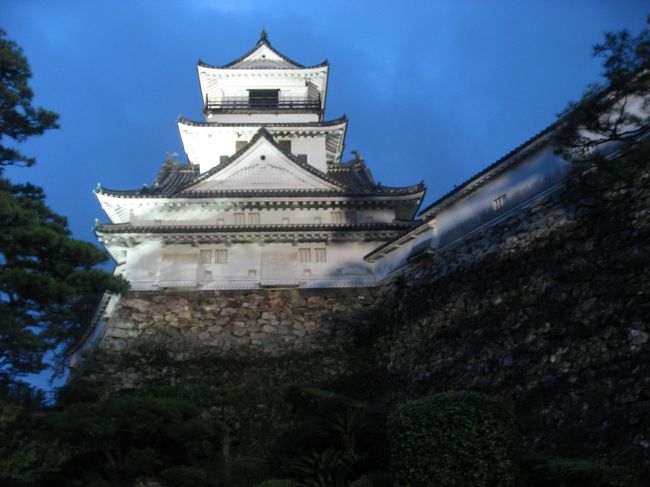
[249,89,279,108]
[278,140,291,153]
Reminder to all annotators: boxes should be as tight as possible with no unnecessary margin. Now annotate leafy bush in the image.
[222,456,270,487]
[255,480,301,487]
[49,392,226,486]
[160,465,210,487]
[388,391,517,487]
[272,386,388,486]
[520,454,640,487]
[349,475,373,486]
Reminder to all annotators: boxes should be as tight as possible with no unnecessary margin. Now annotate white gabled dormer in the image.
[184,128,343,192]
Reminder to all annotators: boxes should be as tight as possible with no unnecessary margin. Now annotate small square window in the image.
[313,216,322,224]
[199,250,212,264]
[315,248,327,263]
[345,211,357,223]
[493,194,507,210]
[234,212,245,225]
[235,140,247,152]
[278,140,291,152]
[299,248,311,263]
[248,269,257,278]
[215,249,227,264]
[216,218,224,226]
[281,217,290,225]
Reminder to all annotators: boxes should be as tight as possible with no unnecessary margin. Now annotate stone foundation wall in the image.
[368,174,650,467]
[101,288,376,355]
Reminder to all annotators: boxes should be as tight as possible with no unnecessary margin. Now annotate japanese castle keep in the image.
[95,32,425,290]
[73,32,573,381]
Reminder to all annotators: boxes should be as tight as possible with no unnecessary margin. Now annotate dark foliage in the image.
[45,390,226,486]
[519,454,640,487]
[387,391,518,487]
[0,28,128,389]
[555,16,650,160]
[272,386,390,487]
[0,28,59,171]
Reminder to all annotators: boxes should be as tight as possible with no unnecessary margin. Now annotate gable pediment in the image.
[184,135,341,192]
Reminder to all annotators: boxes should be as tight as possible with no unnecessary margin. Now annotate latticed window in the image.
[331,211,342,224]
[215,249,228,264]
[315,248,327,263]
[345,211,357,223]
[299,248,311,263]
[248,213,260,224]
[235,140,247,152]
[234,212,245,225]
[199,250,212,264]
[493,194,507,210]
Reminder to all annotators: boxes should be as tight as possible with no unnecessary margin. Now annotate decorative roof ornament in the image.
[259,29,269,45]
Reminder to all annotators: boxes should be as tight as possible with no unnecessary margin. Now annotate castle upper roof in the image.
[198,31,328,70]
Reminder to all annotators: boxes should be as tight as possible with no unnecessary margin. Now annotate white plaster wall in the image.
[372,145,572,281]
[198,69,327,106]
[124,240,163,285]
[431,146,570,247]
[179,125,328,173]
[291,136,327,171]
[129,207,394,226]
[124,240,381,290]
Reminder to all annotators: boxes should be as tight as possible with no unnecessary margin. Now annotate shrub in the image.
[520,455,640,487]
[349,475,374,486]
[255,480,301,487]
[160,465,209,487]
[387,391,517,487]
[222,456,270,487]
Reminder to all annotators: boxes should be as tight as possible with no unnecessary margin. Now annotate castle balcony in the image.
[205,91,322,113]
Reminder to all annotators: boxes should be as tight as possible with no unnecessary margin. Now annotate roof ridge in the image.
[198,32,328,70]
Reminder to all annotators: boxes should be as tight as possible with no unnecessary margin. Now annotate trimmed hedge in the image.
[387,391,517,487]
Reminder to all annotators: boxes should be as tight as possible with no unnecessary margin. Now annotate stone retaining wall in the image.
[100,287,376,355]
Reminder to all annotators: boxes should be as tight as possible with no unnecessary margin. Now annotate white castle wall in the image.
[180,126,329,172]
[124,240,379,290]
[373,144,571,280]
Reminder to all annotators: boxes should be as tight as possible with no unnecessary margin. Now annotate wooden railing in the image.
[205,94,321,111]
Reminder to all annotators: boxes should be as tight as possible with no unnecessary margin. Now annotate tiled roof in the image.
[177,115,347,128]
[96,221,416,235]
[97,128,425,200]
[419,122,558,218]
[198,31,328,70]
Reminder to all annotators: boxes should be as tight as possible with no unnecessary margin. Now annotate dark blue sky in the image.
[3,1,648,241]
